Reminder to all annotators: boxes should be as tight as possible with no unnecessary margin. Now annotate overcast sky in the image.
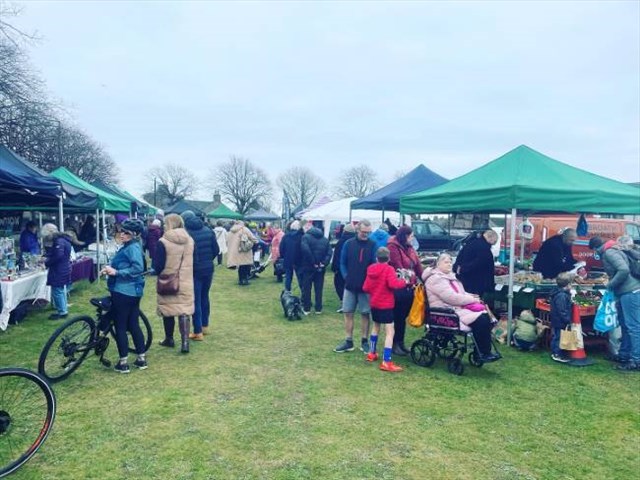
[13,0,640,201]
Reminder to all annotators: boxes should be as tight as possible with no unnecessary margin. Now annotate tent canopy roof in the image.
[0,144,62,207]
[207,203,242,219]
[51,167,131,212]
[351,164,447,211]
[244,208,280,221]
[400,145,640,215]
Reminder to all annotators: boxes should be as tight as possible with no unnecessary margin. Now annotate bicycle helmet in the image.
[121,218,144,236]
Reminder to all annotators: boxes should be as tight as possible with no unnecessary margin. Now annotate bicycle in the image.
[0,367,56,478]
[38,296,152,383]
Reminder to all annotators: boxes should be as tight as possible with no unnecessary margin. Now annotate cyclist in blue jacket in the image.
[100,219,147,374]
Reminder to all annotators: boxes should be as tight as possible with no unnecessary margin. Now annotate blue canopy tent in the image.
[350,164,447,220]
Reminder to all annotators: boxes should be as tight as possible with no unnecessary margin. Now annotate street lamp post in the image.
[153,177,157,206]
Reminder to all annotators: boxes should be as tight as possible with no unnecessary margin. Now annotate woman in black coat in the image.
[454,229,498,297]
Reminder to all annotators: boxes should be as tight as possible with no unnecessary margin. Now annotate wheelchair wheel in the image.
[468,351,484,368]
[410,339,436,367]
[447,358,464,376]
[435,336,459,360]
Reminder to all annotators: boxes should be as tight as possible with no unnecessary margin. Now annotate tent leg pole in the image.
[58,196,64,232]
[96,208,100,281]
[102,210,107,245]
[507,208,517,344]
[38,211,43,252]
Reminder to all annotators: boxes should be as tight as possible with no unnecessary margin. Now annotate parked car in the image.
[411,220,464,252]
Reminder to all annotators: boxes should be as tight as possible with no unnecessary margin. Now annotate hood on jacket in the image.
[230,223,244,234]
[285,229,302,239]
[422,267,455,283]
[307,227,324,239]
[185,216,204,231]
[163,228,192,245]
[366,262,388,280]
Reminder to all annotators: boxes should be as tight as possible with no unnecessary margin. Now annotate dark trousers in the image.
[193,271,214,333]
[111,291,145,358]
[238,265,251,283]
[284,266,303,292]
[301,268,326,312]
[470,313,493,354]
[217,253,223,265]
[393,287,414,344]
[333,272,345,301]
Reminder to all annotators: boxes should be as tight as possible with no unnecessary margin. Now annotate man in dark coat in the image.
[279,221,304,292]
[533,228,577,279]
[331,224,355,308]
[42,224,72,320]
[182,211,220,339]
[300,225,332,314]
[454,229,498,297]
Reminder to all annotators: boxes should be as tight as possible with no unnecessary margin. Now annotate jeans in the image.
[619,291,640,364]
[51,286,68,315]
[284,267,303,292]
[301,268,325,312]
[111,291,145,358]
[193,271,214,334]
[217,254,223,266]
[238,265,251,283]
[551,327,566,357]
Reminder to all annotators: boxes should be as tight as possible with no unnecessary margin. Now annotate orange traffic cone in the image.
[569,304,595,367]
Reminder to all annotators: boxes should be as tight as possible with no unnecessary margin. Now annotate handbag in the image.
[156,251,184,295]
[464,302,486,312]
[559,326,578,351]
[594,290,618,333]
[407,284,426,328]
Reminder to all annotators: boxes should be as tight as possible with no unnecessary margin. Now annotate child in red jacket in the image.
[363,247,409,372]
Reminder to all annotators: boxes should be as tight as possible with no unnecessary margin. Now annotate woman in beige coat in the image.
[226,220,258,286]
[152,214,195,353]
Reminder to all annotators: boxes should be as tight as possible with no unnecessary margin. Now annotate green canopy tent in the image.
[207,203,242,220]
[51,167,132,275]
[400,145,640,344]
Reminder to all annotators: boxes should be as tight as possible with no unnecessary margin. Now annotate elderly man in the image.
[533,228,577,279]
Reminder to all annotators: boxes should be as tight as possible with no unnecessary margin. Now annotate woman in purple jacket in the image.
[41,224,72,320]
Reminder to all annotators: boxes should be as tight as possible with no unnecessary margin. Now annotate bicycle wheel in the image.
[0,368,56,478]
[109,311,153,354]
[38,316,96,383]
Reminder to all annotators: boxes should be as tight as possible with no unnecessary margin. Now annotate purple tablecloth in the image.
[71,257,96,283]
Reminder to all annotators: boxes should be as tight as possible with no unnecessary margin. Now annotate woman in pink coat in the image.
[270,226,285,282]
[422,253,500,363]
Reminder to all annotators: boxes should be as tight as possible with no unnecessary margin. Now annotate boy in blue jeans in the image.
[549,272,573,363]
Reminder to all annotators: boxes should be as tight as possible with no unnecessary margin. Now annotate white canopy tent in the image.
[301,197,402,237]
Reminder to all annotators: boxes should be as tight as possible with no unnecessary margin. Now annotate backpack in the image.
[238,231,253,253]
[623,249,640,279]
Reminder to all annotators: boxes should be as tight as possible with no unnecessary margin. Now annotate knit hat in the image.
[588,236,604,250]
[181,210,196,221]
[344,223,355,233]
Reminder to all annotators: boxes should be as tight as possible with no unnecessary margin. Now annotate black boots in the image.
[159,317,175,347]
[178,315,190,353]
[392,341,409,357]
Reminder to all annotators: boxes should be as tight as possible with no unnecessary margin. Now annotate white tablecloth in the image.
[0,271,51,331]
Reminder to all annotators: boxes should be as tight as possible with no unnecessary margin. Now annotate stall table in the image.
[71,257,96,283]
[0,271,50,330]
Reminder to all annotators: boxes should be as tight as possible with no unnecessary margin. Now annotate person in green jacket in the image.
[512,310,539,351]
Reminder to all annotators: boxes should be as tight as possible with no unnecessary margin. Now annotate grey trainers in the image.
[551,354,570,363]
[360,339,370,353]
[334,340,354,353]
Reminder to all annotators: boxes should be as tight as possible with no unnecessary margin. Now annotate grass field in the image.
[1,265,639,479]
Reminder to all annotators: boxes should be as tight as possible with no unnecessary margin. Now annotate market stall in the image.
[0,270,50,330]
[400,144,640,342]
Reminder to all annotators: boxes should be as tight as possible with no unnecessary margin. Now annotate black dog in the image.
[280,290,303,321]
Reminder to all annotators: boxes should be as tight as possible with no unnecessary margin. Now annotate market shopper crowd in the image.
[23,211,640,375]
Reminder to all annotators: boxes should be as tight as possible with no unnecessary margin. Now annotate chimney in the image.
[213,191,221,207]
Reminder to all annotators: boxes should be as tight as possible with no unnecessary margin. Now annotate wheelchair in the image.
[409,298,501,376]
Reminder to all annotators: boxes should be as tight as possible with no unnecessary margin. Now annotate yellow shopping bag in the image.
[407,284,426,328]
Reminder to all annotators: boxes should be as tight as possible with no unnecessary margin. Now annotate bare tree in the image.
[334,165,380,198]
[210,156,272,215]
[143,163,199,207]
[276,167,325,209]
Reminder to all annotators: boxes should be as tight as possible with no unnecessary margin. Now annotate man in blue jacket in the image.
[335,220,376,353]
[182,211,220,339]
